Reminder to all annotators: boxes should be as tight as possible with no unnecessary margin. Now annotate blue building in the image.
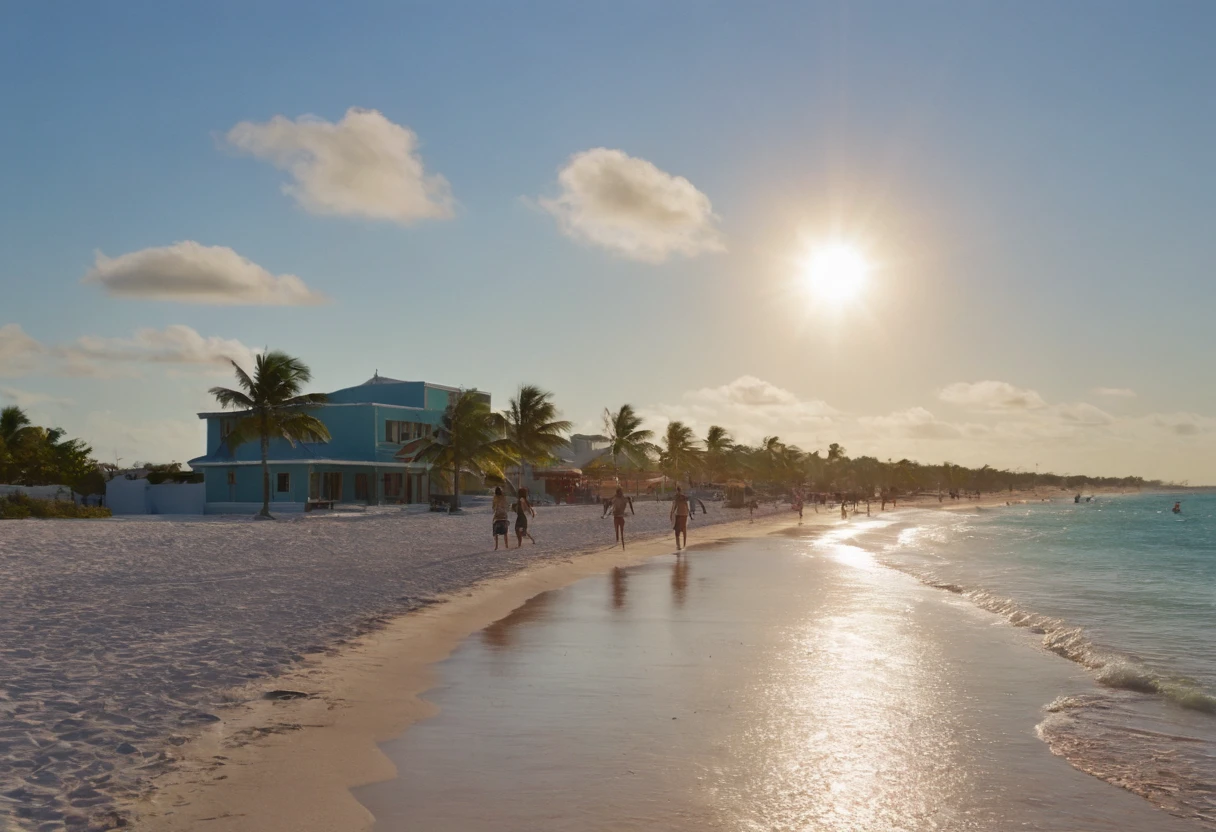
[188,374,484,514]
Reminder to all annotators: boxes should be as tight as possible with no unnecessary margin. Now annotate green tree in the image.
[702,425,734,483]
[504,384,572,487]
[415,390,512,511]
[209,351,331,519]
[660,420,701,487]
[602,404,657,479]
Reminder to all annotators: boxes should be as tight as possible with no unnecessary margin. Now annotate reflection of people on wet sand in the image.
[671,556,690,606]
[611,566,628,609]
[514,487,536,546]
[671,486,691,551]
[602,487,635,548]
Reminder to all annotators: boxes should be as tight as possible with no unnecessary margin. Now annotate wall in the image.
[107,479,206,515]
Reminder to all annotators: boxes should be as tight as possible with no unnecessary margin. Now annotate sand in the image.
[116,492,1046,832]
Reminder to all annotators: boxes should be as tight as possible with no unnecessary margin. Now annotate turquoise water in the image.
[873,493,1216,824]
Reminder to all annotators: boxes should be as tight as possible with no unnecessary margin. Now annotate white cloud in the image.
[539,147,725,262]
[0,323,46,377]
[56,326,258,379]
[0,387,74,409]
[1148,412,1215,437]
[225,107,454,225]
[1092,387,1137,398]
[939,380,1048,411]
[1054,402,1116,426]
[859,407,966,440]
[641,375,836,445]
[84,241,326,306]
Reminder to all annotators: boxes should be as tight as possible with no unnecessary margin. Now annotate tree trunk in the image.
[451,456,461,511]
[259,434,272,518]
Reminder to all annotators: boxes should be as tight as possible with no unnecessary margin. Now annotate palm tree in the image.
[209,351,330,519]
[758,435,787,483]
[415,390,513,512]
[703,425,734,483]
[602,405,657,489]
[504,385,572,488]
[660,420,701,488]
[1,405,32,446]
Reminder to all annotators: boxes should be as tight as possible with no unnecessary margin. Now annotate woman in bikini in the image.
[515,487,536,545]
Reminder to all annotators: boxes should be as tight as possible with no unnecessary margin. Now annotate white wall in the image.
[106,479,206,515]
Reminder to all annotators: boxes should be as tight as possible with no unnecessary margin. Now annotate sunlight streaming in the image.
[799,241,871,308]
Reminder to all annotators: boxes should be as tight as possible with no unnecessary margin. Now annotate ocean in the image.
[356,495,1215,830]
[874,492,1216,824]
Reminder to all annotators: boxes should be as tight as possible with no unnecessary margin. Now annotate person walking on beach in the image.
[492,486,511,550]
[602,487,635,548]
[792,489,804,522]
[515,487,536,545]
[671,486,691,551]
[840,500,848,520]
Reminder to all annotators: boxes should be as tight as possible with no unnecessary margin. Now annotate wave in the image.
[908,576,1216,714]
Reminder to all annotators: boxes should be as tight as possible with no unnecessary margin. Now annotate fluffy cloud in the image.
[84,242,326,306]
[1093,387,1136,398]
[0,324,45,377]
[642,375,836,443]
[57,326,257,378]
[225,107,454,225]
[939,380,1048,411]
[539,148,725,262]
[859,407,967,440]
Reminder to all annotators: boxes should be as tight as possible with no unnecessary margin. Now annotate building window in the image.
[220,417,238,439]
[385,420,434,443]
[276,473,290,493]
[355,474,370,501]
[226,470,236,486]
[383,473,403,498]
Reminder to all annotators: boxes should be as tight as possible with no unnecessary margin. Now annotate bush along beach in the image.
[0,492,111,519]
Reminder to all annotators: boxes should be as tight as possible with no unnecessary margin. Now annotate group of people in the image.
[490,484,706,553]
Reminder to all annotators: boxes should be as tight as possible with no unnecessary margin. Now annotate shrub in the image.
[1,493,111,519]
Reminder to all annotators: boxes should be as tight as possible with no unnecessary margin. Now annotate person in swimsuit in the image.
[671,486,691,551]
[491,486,510,550]
[515,487,536,545]
[602,487,635,549]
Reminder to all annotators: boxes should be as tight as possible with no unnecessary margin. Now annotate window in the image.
[226,470,236,486]
[355,474,370,501]
[383,473,403,498]
[385,420,433,443]
[220,417,237,440]
[276,473,290,493]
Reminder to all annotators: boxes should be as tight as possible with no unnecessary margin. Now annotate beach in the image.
[2,490,1145,832]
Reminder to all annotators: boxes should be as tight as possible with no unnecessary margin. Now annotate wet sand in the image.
[356,523,1195,831]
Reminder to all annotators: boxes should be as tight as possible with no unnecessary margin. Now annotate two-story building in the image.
[188,374,485,514]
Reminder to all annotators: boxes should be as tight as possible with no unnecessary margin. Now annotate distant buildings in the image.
[189,374,483,514]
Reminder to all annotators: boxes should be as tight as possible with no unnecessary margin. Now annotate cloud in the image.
[1054,402,1116,426]
[0,323,45,377]
[1092,387,1136,398]
[0,387,74,409]
[539,148,725,262]
[1149,412,1214,437]
[641,375,836,444]
[84,241,326,306]
[860,407,966,440]
[56,326,258,378]
[225,107,454,225]
[939,380,1048,411]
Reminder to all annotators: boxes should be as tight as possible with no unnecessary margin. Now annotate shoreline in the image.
[135,491,1050,832]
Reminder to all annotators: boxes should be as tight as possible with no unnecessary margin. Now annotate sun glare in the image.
[800,242,870,307]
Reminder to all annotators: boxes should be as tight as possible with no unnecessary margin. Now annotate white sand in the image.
[0,498,790,831]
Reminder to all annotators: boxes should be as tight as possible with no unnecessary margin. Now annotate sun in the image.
[800,242,870,307]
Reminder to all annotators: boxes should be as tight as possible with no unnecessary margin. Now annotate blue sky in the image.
[2,1,1214,482]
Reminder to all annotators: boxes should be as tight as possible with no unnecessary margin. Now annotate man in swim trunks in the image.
[602,487,635,549]
[491,486,510,550]
[671,485,691,551]
[515,487,536,545]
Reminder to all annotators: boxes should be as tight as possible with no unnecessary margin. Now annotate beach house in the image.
[188,374,483,514]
